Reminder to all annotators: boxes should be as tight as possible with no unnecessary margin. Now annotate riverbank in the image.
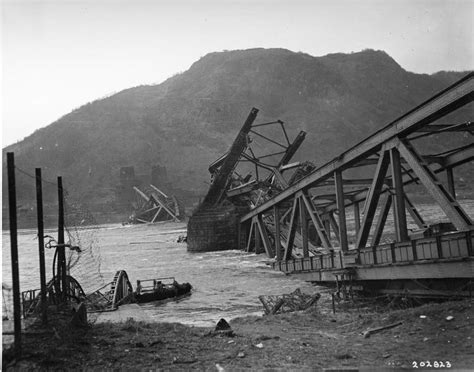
[3,296,473,370]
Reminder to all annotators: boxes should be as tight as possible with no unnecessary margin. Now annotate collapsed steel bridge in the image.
[189,73,474,297]
[241,73,474,297]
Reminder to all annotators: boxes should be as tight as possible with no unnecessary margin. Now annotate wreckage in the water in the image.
[129,184,184,224]
[187,108,309,252]
[135,277,192,304]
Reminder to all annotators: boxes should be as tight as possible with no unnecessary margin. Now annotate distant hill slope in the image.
[2,48,472,210]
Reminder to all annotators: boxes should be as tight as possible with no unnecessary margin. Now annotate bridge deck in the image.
[272,230,473,294]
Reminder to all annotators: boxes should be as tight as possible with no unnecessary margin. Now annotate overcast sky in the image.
[2,0,473,147]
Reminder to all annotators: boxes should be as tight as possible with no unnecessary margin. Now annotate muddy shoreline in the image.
[3,296,473,370]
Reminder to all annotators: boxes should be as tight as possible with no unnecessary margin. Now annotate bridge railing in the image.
[359,230,473,266]
[273,230,473,274]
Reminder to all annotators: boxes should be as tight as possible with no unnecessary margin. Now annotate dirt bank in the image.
[3,297,473,370]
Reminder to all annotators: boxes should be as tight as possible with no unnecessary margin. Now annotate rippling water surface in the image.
[3,200,473,326]
[2,222,318,326]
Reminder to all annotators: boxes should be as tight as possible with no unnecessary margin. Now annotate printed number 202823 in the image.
[412,361,451,368]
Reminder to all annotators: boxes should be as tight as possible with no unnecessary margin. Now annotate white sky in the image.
[1,0,473,147]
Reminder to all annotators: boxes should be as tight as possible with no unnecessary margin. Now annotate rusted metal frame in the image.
[355,149,391,249]
[404,194,427,228]
[298,190,332,251]
[397,139,473,230]
[371,192,392,247]
[240,74,474,224]
[274,205,283,260]
[390,147,409,242]
[334,170,349,251]
[256,215,275,257]
[249,129,287,149]
[283,197,299,260]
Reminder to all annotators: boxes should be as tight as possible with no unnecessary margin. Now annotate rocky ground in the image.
[2,295,473,370]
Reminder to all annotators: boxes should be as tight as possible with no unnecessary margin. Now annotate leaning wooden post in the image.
[7,152,21,355]
[57,176,67,302]
[35,168,47,324]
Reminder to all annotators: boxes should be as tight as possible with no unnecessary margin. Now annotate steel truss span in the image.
[237,73,473,297]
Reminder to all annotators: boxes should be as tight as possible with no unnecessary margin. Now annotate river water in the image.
[3,199,474,326]
[2,222,318,327]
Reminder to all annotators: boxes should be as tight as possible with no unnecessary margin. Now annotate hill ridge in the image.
[3,48,472,212]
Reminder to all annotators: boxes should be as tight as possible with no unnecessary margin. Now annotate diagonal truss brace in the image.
[397,139,473,231]
[356,149,391,249]
[284,197,299,260]
[298,191,332,251]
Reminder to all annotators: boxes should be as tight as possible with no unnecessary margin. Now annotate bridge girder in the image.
[240,73,474,258]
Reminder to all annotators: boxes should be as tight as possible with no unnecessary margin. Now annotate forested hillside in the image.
[2,48,472,213]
